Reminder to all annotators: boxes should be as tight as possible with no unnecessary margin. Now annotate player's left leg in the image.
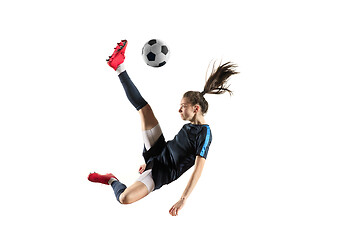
[118,181,149,204]
[88,170,155,204]
[117,123,160,204]
[88,172,147,204]
[88,172,127,202]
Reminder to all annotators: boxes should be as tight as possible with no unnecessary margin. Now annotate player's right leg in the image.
[107,40,160,131]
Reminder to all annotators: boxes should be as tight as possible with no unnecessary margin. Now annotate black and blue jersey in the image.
[143,123,212,190]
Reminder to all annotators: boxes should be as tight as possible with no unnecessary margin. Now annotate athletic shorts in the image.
[142,134,166,170]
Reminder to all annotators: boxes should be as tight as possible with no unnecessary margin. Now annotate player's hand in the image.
[169,198,186,216]
[139,164,146,174]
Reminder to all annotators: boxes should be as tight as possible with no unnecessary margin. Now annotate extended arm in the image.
[169,155,206,216]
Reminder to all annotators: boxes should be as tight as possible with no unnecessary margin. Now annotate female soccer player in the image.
[88,40,238,216]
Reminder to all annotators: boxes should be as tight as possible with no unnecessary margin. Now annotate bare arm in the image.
[169,155,206,216]
[139,164,146,174]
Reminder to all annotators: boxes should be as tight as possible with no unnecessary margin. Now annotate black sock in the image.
[111,181,127,202]
[118,71,148,111]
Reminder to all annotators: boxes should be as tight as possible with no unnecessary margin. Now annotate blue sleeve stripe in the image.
[200,126,211,157]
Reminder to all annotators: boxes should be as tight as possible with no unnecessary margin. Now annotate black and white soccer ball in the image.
[142,39,170,67]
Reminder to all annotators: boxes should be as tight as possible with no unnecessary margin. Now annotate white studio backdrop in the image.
[0,0,359,239]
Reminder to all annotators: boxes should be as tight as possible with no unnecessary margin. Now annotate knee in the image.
[119,192,132,205]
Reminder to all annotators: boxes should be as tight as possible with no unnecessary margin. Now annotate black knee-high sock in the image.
[111,181,127,202]
[118,71,148,111]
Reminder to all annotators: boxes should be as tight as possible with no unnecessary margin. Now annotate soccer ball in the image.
[142,39,170,67]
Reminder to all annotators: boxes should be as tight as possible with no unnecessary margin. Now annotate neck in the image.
[190,114,206,125]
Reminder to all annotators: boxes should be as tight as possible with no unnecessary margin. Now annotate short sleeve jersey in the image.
[143,123,212,190]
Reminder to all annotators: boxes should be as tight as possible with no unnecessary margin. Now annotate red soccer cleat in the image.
[106,40,128,70]
[88,172,118,185]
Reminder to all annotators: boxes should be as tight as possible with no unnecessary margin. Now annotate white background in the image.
[1,0,359,239]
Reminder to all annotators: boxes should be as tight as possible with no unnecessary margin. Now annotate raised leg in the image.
[139,104,159,131]
[102,41,159,205]
[117,70,160,131]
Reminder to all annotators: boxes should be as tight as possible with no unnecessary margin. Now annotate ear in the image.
[194,104,200,113]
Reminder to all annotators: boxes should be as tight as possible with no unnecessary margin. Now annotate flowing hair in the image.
[203,61,238,96]
[183,61,239,114]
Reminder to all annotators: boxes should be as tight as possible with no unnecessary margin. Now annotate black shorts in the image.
[143,134,166,171]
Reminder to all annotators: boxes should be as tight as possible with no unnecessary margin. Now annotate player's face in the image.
[179,98,196,121]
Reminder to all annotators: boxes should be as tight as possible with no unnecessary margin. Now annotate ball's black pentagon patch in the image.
[148,39,157,46]
[161,45,168,55]
[147,52,156,61]
[158,61,166,67]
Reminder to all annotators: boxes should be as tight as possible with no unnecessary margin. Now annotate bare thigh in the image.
[139,104,159,130]
[119,181,149,204]
[118,105,159,205]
